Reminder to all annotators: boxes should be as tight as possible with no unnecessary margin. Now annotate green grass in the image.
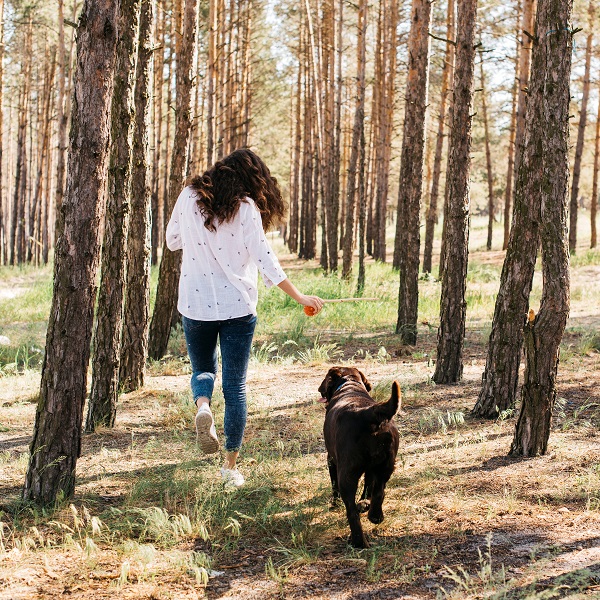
[0,264,53,369]
[570,247,600,267]
[2,234,600,372]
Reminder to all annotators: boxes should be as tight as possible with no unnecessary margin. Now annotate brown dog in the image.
[318,366,400,548]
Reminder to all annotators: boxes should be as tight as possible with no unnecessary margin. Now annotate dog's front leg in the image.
[339,476,369,548]
[327,455,340,508]
[367,475,387,524]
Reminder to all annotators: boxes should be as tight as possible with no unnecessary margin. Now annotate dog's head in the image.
[317,366,372,403]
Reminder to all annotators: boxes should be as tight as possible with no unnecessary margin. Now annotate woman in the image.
[166,148,323,487]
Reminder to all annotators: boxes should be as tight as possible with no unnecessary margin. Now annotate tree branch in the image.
[429,32,456,46]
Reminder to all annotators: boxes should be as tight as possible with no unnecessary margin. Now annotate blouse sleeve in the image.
[241,200,287,288]
[165,189,185,251]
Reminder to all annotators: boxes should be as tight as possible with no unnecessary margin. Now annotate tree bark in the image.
[151,1,165,266]
[473,0,563,419]
[54,0,69,245]
[148,0,198,361]
[510,0,573,456]
[372,0,398,263]
[11,42,31,267]
[341,0,367,280]
[432,0,477,383]
[503,2,521,250]
[479,55,495,251]
[513,0,537,183]
[592,78,600,249]
[205,0,216,165]
[288,17,304,255]
[23,0,118,505]
[87,0,141,432]
[120,0,154,392]
[321,0,339,273]
[0,0,5,264]
[423,0,455,274]
[394,0,432,346]
[27,53,56,263]
[568,0,594,254]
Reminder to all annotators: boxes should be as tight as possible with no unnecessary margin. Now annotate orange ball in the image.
[304,305,317,316]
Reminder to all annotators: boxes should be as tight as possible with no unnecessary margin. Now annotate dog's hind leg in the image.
[327,455,340,508]
[339,474,369,548]
[357,472,372,513]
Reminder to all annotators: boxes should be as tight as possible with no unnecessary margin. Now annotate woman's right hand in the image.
[277,278,324,315]
[299,294,324,315]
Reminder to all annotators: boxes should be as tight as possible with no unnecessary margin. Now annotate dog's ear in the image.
[318,367,344,401]
[359,369,372,392]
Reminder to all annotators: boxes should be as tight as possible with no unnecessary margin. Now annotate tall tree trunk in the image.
[503,2,521,251]
[205,0,216,165]
[54,0,69,242]
[41,116,52,265]
[356,102,367,295]
[472,0,555,419]
[288,19,304,255]
[568,0,594,254]
[479,55,495,251]
[28,53,56,264]
[161,16,173,252]
[513,0,537,182]
[120,0,154,392]
[341,0,367,280]
[592,81,600,249]
[303,0,324,263]
[432,0,477,382]
[373,0,398,263]
[394,0,432,345]
[510,0,573,456]
[423,0,455,274]
[86,0,141,432]
[151,1,165,266]
[368,1,382,260]
[11,49,31,267]
[188,4,202,175]
[148,0,198,360]
[322,0,339,273]
[23,0,118,505]
[0,0,5,264]
[334,0,343,257]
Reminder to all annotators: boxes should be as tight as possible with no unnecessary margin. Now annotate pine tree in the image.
[394,0,432,346]
[433,0,477,383]
[23,0,119,504]
[510,0,573,456]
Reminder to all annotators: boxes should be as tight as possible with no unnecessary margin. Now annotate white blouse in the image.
[166,186,287,321]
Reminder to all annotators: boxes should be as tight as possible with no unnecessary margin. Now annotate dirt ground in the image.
[1,337,600,599]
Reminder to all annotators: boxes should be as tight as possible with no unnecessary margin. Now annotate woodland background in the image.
[0,0,597,270]
[0,0,599,597]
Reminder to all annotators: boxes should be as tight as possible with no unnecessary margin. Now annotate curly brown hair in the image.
[189,148,285,232]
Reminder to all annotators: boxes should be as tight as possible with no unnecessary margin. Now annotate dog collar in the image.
[334,380,350,394]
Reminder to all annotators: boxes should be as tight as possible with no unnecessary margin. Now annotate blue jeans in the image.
[181,314,257,452]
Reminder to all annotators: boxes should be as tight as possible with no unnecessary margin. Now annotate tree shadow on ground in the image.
[501,563,600,599]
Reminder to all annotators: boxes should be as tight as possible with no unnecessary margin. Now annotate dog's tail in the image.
[370,381,401,424]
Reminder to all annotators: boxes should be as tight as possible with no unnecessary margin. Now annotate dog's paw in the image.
[368,510,384,525]
[356,499,371,513]
[350,534,370,549]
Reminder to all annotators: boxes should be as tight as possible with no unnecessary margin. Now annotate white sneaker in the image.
[220,467,245,488]
[195,404,219,454]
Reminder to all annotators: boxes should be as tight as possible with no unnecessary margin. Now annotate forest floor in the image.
[1,241,600,599]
